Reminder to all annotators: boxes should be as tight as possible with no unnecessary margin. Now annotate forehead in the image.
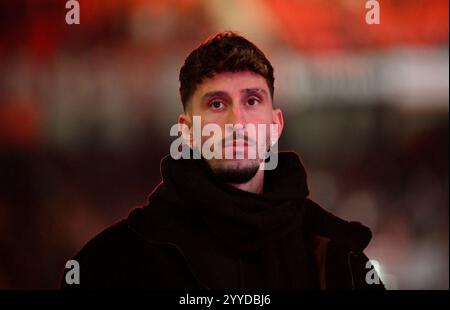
[194,71,269,97]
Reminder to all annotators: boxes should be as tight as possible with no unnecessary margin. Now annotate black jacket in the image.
[61,152,385,290]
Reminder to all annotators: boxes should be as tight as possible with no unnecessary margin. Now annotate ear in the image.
[178,113,193,147]
[271,108,284,144]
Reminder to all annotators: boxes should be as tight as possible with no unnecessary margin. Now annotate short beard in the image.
[211,164,259,184]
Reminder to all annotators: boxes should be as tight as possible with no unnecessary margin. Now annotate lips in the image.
[232,140,248,146]
[224,140,251,148]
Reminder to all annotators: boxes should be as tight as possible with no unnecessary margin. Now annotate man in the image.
[61,32,384,290]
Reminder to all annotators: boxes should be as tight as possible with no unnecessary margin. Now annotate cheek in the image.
[247,107,274,123]
[200,113,226,128]
[199,120,226,144]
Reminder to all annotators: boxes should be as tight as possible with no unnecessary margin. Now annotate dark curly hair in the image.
[179,31,275,110]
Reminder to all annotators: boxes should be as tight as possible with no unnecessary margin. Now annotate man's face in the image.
[179,71,283,183]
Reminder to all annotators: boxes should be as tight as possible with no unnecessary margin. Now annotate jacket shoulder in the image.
[60,220,136,289]
[60,214,195,289]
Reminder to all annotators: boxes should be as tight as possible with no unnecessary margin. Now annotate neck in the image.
[228,168,265,194]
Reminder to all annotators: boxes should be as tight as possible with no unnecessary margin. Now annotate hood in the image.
[127,152,373,288]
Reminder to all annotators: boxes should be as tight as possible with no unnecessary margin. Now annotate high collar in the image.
[158,151,310,254]
[126,152,373,289]
[129,151,373,254]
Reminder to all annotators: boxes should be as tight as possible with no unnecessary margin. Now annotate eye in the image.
[247,97,260,106]
[209,100,225,110]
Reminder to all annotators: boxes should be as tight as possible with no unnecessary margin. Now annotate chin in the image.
[214,158,259,170]
[206,158,261,184]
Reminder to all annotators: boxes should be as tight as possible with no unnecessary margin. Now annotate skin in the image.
[179,71,284,194]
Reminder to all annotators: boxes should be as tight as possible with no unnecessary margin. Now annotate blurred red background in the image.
[0,0,448,289]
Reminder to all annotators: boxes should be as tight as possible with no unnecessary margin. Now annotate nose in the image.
[227,104,246,125]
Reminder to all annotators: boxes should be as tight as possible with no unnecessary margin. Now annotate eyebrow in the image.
[242,88,268,98]
[201,91,229,101]
[201,88,268,101]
